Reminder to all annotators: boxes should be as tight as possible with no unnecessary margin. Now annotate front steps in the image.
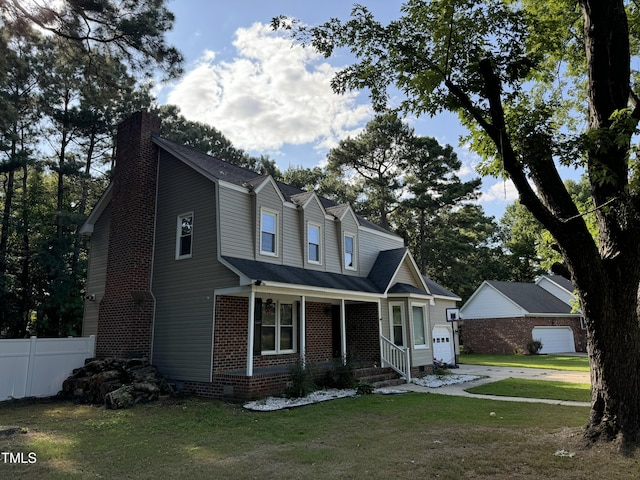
[355,367,407,388]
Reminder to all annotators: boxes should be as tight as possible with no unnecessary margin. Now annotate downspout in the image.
[300,295,306,367]
[340,298,347,364]
[247,288,256,377]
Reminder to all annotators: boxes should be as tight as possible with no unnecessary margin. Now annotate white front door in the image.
[432,325,454,364]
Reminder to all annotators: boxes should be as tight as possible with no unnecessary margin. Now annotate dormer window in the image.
[260,209,278,256]
[344,233,356,270]
[176,213,193,259]
[308,223,321,264]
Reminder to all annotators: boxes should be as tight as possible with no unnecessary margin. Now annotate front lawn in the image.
[466,378,591,402]
[459,353,590,371]
[0,394,636,479]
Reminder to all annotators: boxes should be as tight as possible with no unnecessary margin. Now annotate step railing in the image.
[380,335,411,383]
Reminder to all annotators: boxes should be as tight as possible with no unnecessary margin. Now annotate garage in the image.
[432,326,455,364]
[531,326,576,354]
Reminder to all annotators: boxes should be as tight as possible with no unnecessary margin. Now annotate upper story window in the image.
[308,223,321,264]
[176,213,193,259]
[344,233,356,270]
[260,210,278,256]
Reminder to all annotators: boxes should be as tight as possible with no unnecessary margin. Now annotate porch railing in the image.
[380,335,411,383]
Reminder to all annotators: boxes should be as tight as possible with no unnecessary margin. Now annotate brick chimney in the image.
[96,112,161,358]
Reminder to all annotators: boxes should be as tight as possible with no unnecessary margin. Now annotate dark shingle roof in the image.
[424,277,460,299]
[222,256,381,293]
[541,274,574,292]
[486,280,573,314]
[367,248,407,291]
[388,283,427,295]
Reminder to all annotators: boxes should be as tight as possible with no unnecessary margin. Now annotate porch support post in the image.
[340,299,347,365]
[247,288,255,377]
[300,295,306,367]
[377,299,383,368]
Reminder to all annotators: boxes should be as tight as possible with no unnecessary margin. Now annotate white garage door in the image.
[432,326,454,364]
[531,326,575,354]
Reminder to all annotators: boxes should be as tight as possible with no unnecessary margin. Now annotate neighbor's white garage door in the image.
[531,326,575,354]
[432,326,454,364]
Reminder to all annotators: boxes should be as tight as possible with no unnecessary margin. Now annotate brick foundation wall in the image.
[97,112,161,358]
[460,316,587,354]
[213,296,250,372]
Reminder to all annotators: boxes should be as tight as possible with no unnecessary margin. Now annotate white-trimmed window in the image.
[308,223,321,264]
[260,209,278,256]
[176,213,193,259]
[390,303,405,346]
[344,233,356,270]
[261,301,296,354]
[412,304,429,348]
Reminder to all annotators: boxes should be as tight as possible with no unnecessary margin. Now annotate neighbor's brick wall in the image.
[460,316,587,354]
[346,303,380,364]
[97,112,161,358]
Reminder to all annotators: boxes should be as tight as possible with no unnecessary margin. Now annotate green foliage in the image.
[355,381,374,395]
[285,362,317,399]
[466,378,591,403]
[526,339,543,355]
[319,358,357,390]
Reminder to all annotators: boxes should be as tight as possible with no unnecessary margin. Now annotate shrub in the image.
[433,359,449,377]
[285,362,316,398]
[526,339,543,355]
[318,358,357,389]
[355,381,374,395]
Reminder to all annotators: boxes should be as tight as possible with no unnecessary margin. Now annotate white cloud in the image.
[480,179,519,203]
[165,22,371,152]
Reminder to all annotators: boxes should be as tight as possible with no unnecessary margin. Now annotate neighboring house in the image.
[80,112,461,401]
[459,276,586,354]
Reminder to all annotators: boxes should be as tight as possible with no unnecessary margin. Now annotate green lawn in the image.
[466,378,591,402]
[459,353,590,371]
[0,394,636,479]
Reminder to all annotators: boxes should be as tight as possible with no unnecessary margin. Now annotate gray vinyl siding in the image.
[218,186,254,260]
[359,230,405,275]
[325,217,341,273]
[82,204,111,337]
[394,261,423,289]
[152,152,238,382]
[283,206,303,267]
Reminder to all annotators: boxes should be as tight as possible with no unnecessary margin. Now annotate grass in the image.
[459,353,590,371]
[466,378,592,402]
[0,394,638,479]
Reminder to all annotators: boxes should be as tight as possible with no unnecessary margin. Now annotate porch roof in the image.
[221,256,382,293]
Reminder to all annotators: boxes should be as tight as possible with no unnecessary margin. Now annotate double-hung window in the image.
[261,301,295,354]
[260,210,278,256]
[344,233,356,270]
[308,223,321,264]
[176,213,193,259]
[390,303,405,346]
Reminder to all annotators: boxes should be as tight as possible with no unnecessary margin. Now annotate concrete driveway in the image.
[398,363,591,407]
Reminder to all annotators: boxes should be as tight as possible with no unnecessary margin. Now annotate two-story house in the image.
[81,112,461,401]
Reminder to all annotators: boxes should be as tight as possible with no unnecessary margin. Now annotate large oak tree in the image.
[276,0,640,448]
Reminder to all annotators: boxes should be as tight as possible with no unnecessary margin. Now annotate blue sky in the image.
[157,1,532,220]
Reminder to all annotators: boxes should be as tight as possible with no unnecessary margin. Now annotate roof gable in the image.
[461,280,576,318]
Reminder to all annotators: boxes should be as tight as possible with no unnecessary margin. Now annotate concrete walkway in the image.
[396,363,591,407]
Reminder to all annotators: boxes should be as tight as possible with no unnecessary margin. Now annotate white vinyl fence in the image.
[0,336,95,401]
